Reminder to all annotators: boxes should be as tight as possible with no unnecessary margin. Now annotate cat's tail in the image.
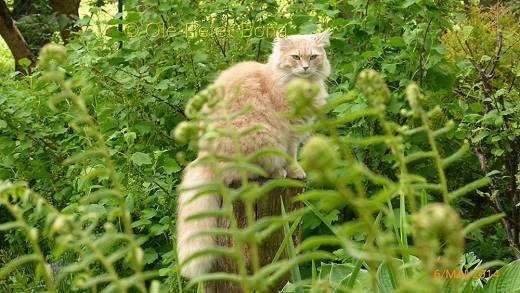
[176,162,219,279]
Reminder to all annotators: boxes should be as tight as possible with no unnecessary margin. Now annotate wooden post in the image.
[204,185,304,293]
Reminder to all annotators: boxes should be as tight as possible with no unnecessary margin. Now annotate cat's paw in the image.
[270,168,287,179]
[286,164,306,180]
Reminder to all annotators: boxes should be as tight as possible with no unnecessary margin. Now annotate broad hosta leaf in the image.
[483,260,520,293]
[378,258,404,293]
[317,262,370,292]
[319,262,354,287]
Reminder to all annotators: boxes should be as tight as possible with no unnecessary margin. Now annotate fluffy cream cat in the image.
[177,31,331,279]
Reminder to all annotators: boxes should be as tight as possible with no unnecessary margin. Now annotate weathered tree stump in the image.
[203,184,304,293]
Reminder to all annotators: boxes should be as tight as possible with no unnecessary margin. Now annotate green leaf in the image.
[126,11,141,22]
[463,213,505,235]
[484,260,520,292]
[280,282,296,292]
[156,80,170,90]
[449,177,491,200]
[361,50,381,58]
[105,26,127,40]
[142,208,157,219]
[473,131,489,143]
[150,224,168,236]
[469,102,484,113]
[382,63,397,74]
[85,204,106,216]
[328,263,352,287]
[143,247,158,264]
[124,195,134,213]
[192,51,207,63]
[131,218,152,228]
[0,137,14,150]
[134,121,154,135]
[299,22,317,34]
[18,58,32,69]
[163,157,181,174]
[377,258,403,293]
[480,55,491,62]
[402,0,420,8]
[131,152,152,166]
[462,25,474,39]
[124,132,136,145]
[319,262,353,287]
[491,148,504,157]
[387,37,406,48]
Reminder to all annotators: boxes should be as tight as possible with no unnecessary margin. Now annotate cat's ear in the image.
[315,30,330,47]
[273,33,291,50]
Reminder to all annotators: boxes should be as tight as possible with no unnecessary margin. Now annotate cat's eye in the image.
[310,55,318,60]
[291,55,300,60]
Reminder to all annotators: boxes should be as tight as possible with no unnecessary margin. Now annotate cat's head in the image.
[268,31,331,81]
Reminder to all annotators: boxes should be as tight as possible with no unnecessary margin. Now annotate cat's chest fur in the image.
[207,61,327,147]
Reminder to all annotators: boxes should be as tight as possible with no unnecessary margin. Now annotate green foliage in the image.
[441,3,520,258]
[2,45,162,291]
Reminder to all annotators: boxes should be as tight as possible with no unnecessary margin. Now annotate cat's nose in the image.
[303,66,309,71]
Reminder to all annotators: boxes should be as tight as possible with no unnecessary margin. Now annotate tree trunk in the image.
[49,0,81,43]
[203,184,304,293]
[0,0,34,74]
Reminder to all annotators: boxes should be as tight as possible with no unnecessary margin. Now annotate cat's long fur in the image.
[177,32,331,279]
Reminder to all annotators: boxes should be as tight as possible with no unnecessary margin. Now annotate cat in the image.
[176,31,331,279]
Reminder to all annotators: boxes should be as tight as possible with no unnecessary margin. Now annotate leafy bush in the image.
[441,3,520,258]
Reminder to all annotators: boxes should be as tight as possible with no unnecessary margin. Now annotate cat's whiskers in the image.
[313,71,331,82]
[273,71,292,85]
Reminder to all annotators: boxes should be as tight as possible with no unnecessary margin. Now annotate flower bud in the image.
[412,203,464,274]
[51,214,68,234]
[205,85,224,108]
[356,69,390,106]
[185,85,225,119]
[301,135,337,171]
[427,106,448,129]
[185,93,207,119]
[301,135,338,185]
[38,43,67,68]
[284,78,320,115]
[406,83,422,117]
[173,121,199,144]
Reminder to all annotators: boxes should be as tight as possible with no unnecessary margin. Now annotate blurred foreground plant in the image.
[175,68,516,292]
[0,43,161,292]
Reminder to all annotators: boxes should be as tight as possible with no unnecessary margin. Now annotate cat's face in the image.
[270,31,330,80]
